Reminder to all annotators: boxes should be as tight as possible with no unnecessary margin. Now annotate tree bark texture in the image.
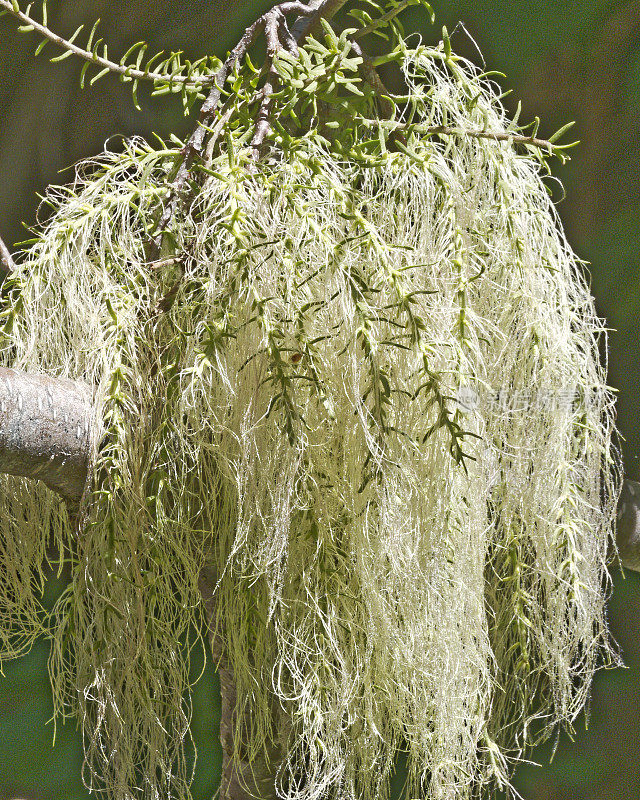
[0,367,92,503]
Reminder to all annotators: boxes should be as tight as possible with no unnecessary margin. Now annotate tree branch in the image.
[290,0,349,39]
[349,39,395,120]
[617,479,640,571]
[0,368,271,799]
[352,0,420,40]
[0,367,92,503]
[0,0,205,85]
[0,234,15,274]
[362,118,576,157]
[250,10,289,163]
[151,0,349,254]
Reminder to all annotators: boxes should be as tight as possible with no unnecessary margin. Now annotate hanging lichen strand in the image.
[0,5,620,800]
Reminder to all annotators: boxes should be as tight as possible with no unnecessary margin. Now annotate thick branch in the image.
[617,479,640,571]
[0,367,92,503]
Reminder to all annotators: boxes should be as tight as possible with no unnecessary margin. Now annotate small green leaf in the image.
[344,81,364,96]
[50,48,75,62]
[320,17,339,49]
[90,66,110,85]
[120,39,145,64]
[442,26,452,60]
[548,120,576,144]
[80,60,90,88]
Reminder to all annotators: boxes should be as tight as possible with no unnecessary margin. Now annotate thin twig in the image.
[0,234,16,273]
[278,14,300,55]
[204,104,236,166]
[349,39,395,120]
[251,1,349,160]
[363,119,570,154]
[0,0,204,85]
[349,30,561,154]
[250,12,286,162]
[149,11,272,254]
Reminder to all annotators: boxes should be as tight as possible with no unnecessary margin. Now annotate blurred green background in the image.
[1,1,639,798]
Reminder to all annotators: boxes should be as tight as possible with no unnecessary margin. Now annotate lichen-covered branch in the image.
[363,118,576,158]
[250,11,289,163]
[0,367,261,799]
[0,361,633,800]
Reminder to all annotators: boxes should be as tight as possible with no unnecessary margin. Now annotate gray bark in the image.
[617,479,640,571]
[0,367,92,503]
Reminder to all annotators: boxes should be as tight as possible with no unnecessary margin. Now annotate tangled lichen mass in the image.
[0,3,621,800]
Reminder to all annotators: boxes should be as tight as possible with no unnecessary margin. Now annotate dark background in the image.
[0,1,639,798]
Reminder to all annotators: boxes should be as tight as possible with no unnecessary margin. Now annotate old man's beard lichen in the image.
[0,37,620,800]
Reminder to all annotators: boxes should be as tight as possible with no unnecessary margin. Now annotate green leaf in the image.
[50,47,75,62]
[442,26,452,60]
[548,120,576,144]
[121,39,146,65]
[344,81,364,96]
[90,66,110,85]
[79,60,90,88]
[320,17,339,49]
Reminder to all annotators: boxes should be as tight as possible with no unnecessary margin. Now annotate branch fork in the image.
[150,0,349,254]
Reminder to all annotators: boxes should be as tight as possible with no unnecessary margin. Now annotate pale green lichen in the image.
[0,12,621,800]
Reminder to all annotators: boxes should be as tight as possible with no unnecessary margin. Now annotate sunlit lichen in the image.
[0,10,621,800]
